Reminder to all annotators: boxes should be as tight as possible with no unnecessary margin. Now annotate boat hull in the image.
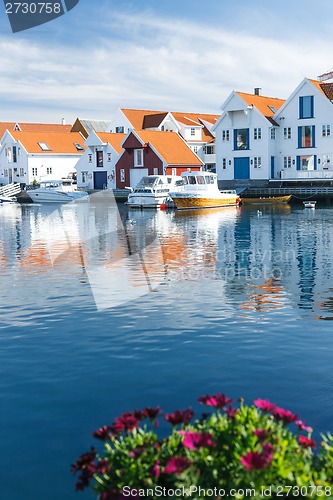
[171,194,239,210]
[28,190,88,203]
[241,195,292,204]
[126,194,171,209]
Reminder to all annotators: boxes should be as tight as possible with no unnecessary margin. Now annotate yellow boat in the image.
[241,195,292,204]
[170,171,240,210]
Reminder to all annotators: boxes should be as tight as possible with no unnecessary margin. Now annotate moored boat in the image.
[303,200,316,208]
[28,179,89,203]
[241,195,292,204]
[169,171,240,210]
[126,175,183,208]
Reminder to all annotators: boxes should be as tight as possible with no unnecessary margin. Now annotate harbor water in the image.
[0,198,333,499]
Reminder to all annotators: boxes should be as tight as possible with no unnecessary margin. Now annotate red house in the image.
[116,130,203,188]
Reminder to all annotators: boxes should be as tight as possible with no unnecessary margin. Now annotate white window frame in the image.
[19,167,24,177]
[283,156,292,169]
[134,149,144,167]
[270,128,276,140]
[222,158,227,170]
[322,124,331,137]
[254,128,262,140]
[284,127,292,139]
[222,130,230,141]
[253,157,262,169]
[82,171,89,183]
[190,128,196,136]
[120,169,125,182]
[32,167,38,176]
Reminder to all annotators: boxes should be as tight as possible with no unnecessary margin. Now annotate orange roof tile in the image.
[309,79,333,101]
[134,130,202,166]
[10,131,86,154]
[236,92,285,122]
[96,132,127,154]
[0,122,72,139]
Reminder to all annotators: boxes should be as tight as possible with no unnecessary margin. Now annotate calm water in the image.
[0,199,333,499]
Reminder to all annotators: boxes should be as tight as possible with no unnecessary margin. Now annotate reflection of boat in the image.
[0,195,17,203]
[126,175,183,208]
[241,195,292,204]
[170,171,240,209]
[28,179,89,203]
[303,200,316,208]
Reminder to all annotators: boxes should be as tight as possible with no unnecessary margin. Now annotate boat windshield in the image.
[136,177,158,188]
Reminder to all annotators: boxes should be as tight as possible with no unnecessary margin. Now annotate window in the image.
[96,151,103,167]
[107,153,111,162]
[120,169,125,182]
[88,154,92,163]
[7,147,12,162]
[153,168,159,175]
[322,125,331,137]
[297,155,316,171]
[298,126,315,148]
[205,145,214,155]
[32,167,38,176]
[190,128,196,136]
[283,156,292,169]
[38,142,51,151]
[47,167,52,175]
[4,169,8,177]
[254,128,262,140]
[74,143,84,151]
[82,171,89,183]
[253,157,262,168]
[268,105,278,114]
[193,146,198,153]
[270,128,276,140]
[134,149,144,167]
[222,130,230,141]
[19,168,24,176]
[299,96,314,119]
[234,128,249,150]
[222,158,227,170]
[284,127,292,139]
[13,146,17,163]
[116,126,124,133]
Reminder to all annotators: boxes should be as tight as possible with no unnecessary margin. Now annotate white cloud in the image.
[0,10,332,122]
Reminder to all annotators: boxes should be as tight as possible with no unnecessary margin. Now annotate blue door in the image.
[93,171,107,189]
[271,156,275,179]
[234,157,250,180]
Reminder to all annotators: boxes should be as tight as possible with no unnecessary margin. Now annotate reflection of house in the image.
[213,88,285,183]
[109,108,218,171]
[75,131,126,190]
[0,130,86,185]
[116,130,203,189]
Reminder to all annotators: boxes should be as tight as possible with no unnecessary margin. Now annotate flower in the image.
[164,409,194,426]
[111,412,139,435]
[151,460,161,478]
[225,405,238,420]
[198,393,233,409]
[71,447,97,491]
[133,409,146,421]
[93,425,112,441]
[128,446,147,459]
[143,406,161,420]
[179,430,216,450]
[240,450,273,471]
[295,420,313,433]
[253,429,270,441]
[298,436,316,449]
[272,407,298,424]
[254,399,276,413]
[164,456,192,475]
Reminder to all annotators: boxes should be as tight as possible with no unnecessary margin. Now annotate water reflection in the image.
[1,202,333,318]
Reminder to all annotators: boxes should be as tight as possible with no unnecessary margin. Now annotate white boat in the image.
[303,200,316,208]
[0,195,17,203]
[126,175,183,208]
[28,179,89,203]
[169,171,240,210]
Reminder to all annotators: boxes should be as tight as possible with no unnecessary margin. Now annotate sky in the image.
[0,0,333,123]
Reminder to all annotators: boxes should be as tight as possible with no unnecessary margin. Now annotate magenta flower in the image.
[295,420,313,433]
[225,405,238,420]
[128,446,147,459]
[143,406,161,420]
[272,407,298,424]
[240,449,273,471]
[262,442,274,456]
[164,456,192,475]
[151,460,161,478]
[298,436,316,449]
[253,429,270,441]
[71,447,97,491]
[179,430,216,450]
[110,412,139,435]
[198,393,233,409]
[254,399,276,412]
[164,409,194,426]
[133,410,146,421]
[93,425,112,441]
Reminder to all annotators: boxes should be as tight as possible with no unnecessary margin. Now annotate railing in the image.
[243,186,333,196]
[0,183,21,198]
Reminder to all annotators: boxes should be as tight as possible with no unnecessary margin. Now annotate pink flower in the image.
[272,407,298,424]
[179,431,216,450]
[240,449,273,471]
[143,406,161,420]
[164,409,194,426]
[151,460,161,478]
[295,420,313,433]
[253,429,270,441]
[164,456,192,475]
[225,405,238,420]
[198,393,233,409]
[298,436,316,449]
[254,399,276,413]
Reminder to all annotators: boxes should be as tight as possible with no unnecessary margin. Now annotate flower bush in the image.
[71,394,333,499]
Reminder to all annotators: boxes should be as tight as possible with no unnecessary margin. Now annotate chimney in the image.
[61,118,66,125]
[254,88,261,96]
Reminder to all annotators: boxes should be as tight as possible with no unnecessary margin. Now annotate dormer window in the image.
[74,143,84,151]
[190,128,196,136]
[38,142,51,151]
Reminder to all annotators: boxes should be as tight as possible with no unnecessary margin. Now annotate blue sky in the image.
[0,0,333,123]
